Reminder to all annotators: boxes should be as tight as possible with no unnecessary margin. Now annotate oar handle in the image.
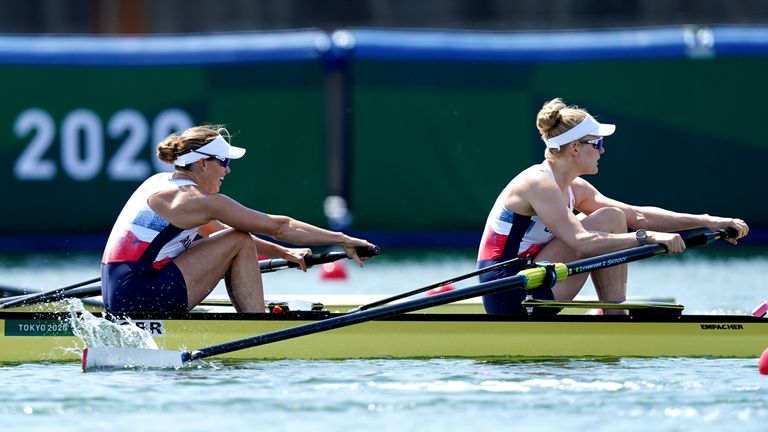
[564,228,737,278]
[259,245,380,273]
[682,227,737,247]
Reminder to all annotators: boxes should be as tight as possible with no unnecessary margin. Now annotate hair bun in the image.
[536,98,567,135]
[156,133,182,164]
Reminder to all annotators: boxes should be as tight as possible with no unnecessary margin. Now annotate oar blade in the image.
[82,347,184,371]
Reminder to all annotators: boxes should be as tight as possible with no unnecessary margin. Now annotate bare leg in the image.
[533,207,629,304]
[172,229,265,312]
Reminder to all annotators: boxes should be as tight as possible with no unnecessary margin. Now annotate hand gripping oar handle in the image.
[182,228,734,363]
[259,245,381,273]
[563,227,737,278]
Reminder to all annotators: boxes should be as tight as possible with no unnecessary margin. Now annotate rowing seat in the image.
[266,301,325,313]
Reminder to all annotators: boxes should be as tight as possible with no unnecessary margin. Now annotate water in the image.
[1,359,766,431]
[1,246,768,431]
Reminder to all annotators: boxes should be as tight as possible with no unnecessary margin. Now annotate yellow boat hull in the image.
[2,311,766,363]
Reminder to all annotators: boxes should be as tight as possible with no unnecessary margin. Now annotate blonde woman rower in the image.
[477,98,748,314]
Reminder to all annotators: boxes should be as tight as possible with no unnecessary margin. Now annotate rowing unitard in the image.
[101,173,201,314]
[476,161,575,314]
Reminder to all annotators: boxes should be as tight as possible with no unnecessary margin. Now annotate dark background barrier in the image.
[0,26,766,250]
[0,32,330,241]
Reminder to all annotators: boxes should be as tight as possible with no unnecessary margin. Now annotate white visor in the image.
[174,135,246,167]
[543,114,615,149]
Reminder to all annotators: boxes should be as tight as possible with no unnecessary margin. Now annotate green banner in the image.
[0,62,328,236]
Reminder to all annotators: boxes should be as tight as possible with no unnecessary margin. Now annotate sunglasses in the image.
[578,137,604,150]
[192,150,231,168]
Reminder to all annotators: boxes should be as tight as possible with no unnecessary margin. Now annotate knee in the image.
[236,230,256,248]
[222,230,257,253]
[585,207,627,233]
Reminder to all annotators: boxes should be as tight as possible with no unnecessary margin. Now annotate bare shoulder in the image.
[178,187,243,215]
[151,184,209,210]
[148,185,228,228]
[516,164,558,194]
[572,176,593,187]
[504,165,558,214]
[570,177,600,201]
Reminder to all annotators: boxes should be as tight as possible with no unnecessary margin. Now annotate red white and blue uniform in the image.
[476,161,574,314]
[101,173,200,313]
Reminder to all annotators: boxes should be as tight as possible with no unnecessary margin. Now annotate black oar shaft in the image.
[354,257,529,311]
[0,282,103,309]
[186,273,529,361]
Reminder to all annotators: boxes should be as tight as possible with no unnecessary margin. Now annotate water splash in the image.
[64,299,157,349]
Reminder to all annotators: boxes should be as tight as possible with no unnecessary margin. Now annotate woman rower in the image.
[101,125,374,314]
[477,98,749,314]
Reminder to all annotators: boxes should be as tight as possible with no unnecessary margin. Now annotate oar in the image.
[0,284,41,297]
[0,285,103,309]
[0,277,102,310]
[347,256,531,312]
[81,228,735,370]
[0,247,380,310]
[259,245,380,273]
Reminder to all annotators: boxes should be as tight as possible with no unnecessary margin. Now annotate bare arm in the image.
[195,219,313,270]
[518,176,642,257]
[151,187,373,265]
[213,198,372,265]
[573,178,749,244]
[206,197,355,247]
[197,219,303,259]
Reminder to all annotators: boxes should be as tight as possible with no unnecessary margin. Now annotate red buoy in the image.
[320,262,348,280]
[752,300,768,317]
[759,348,768,375]
[426,284,455,296]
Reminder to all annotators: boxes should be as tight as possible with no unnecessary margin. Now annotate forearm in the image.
[629,206,711,232]
[572,231,641,257]
[272,217,350,246]
[251,236,290,258]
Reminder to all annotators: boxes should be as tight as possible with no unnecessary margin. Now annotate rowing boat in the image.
[1,228,764,367]
[1,298,766,363]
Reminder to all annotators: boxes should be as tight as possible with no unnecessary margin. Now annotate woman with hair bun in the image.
[476,98,748,314]
[101,125,374,314]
